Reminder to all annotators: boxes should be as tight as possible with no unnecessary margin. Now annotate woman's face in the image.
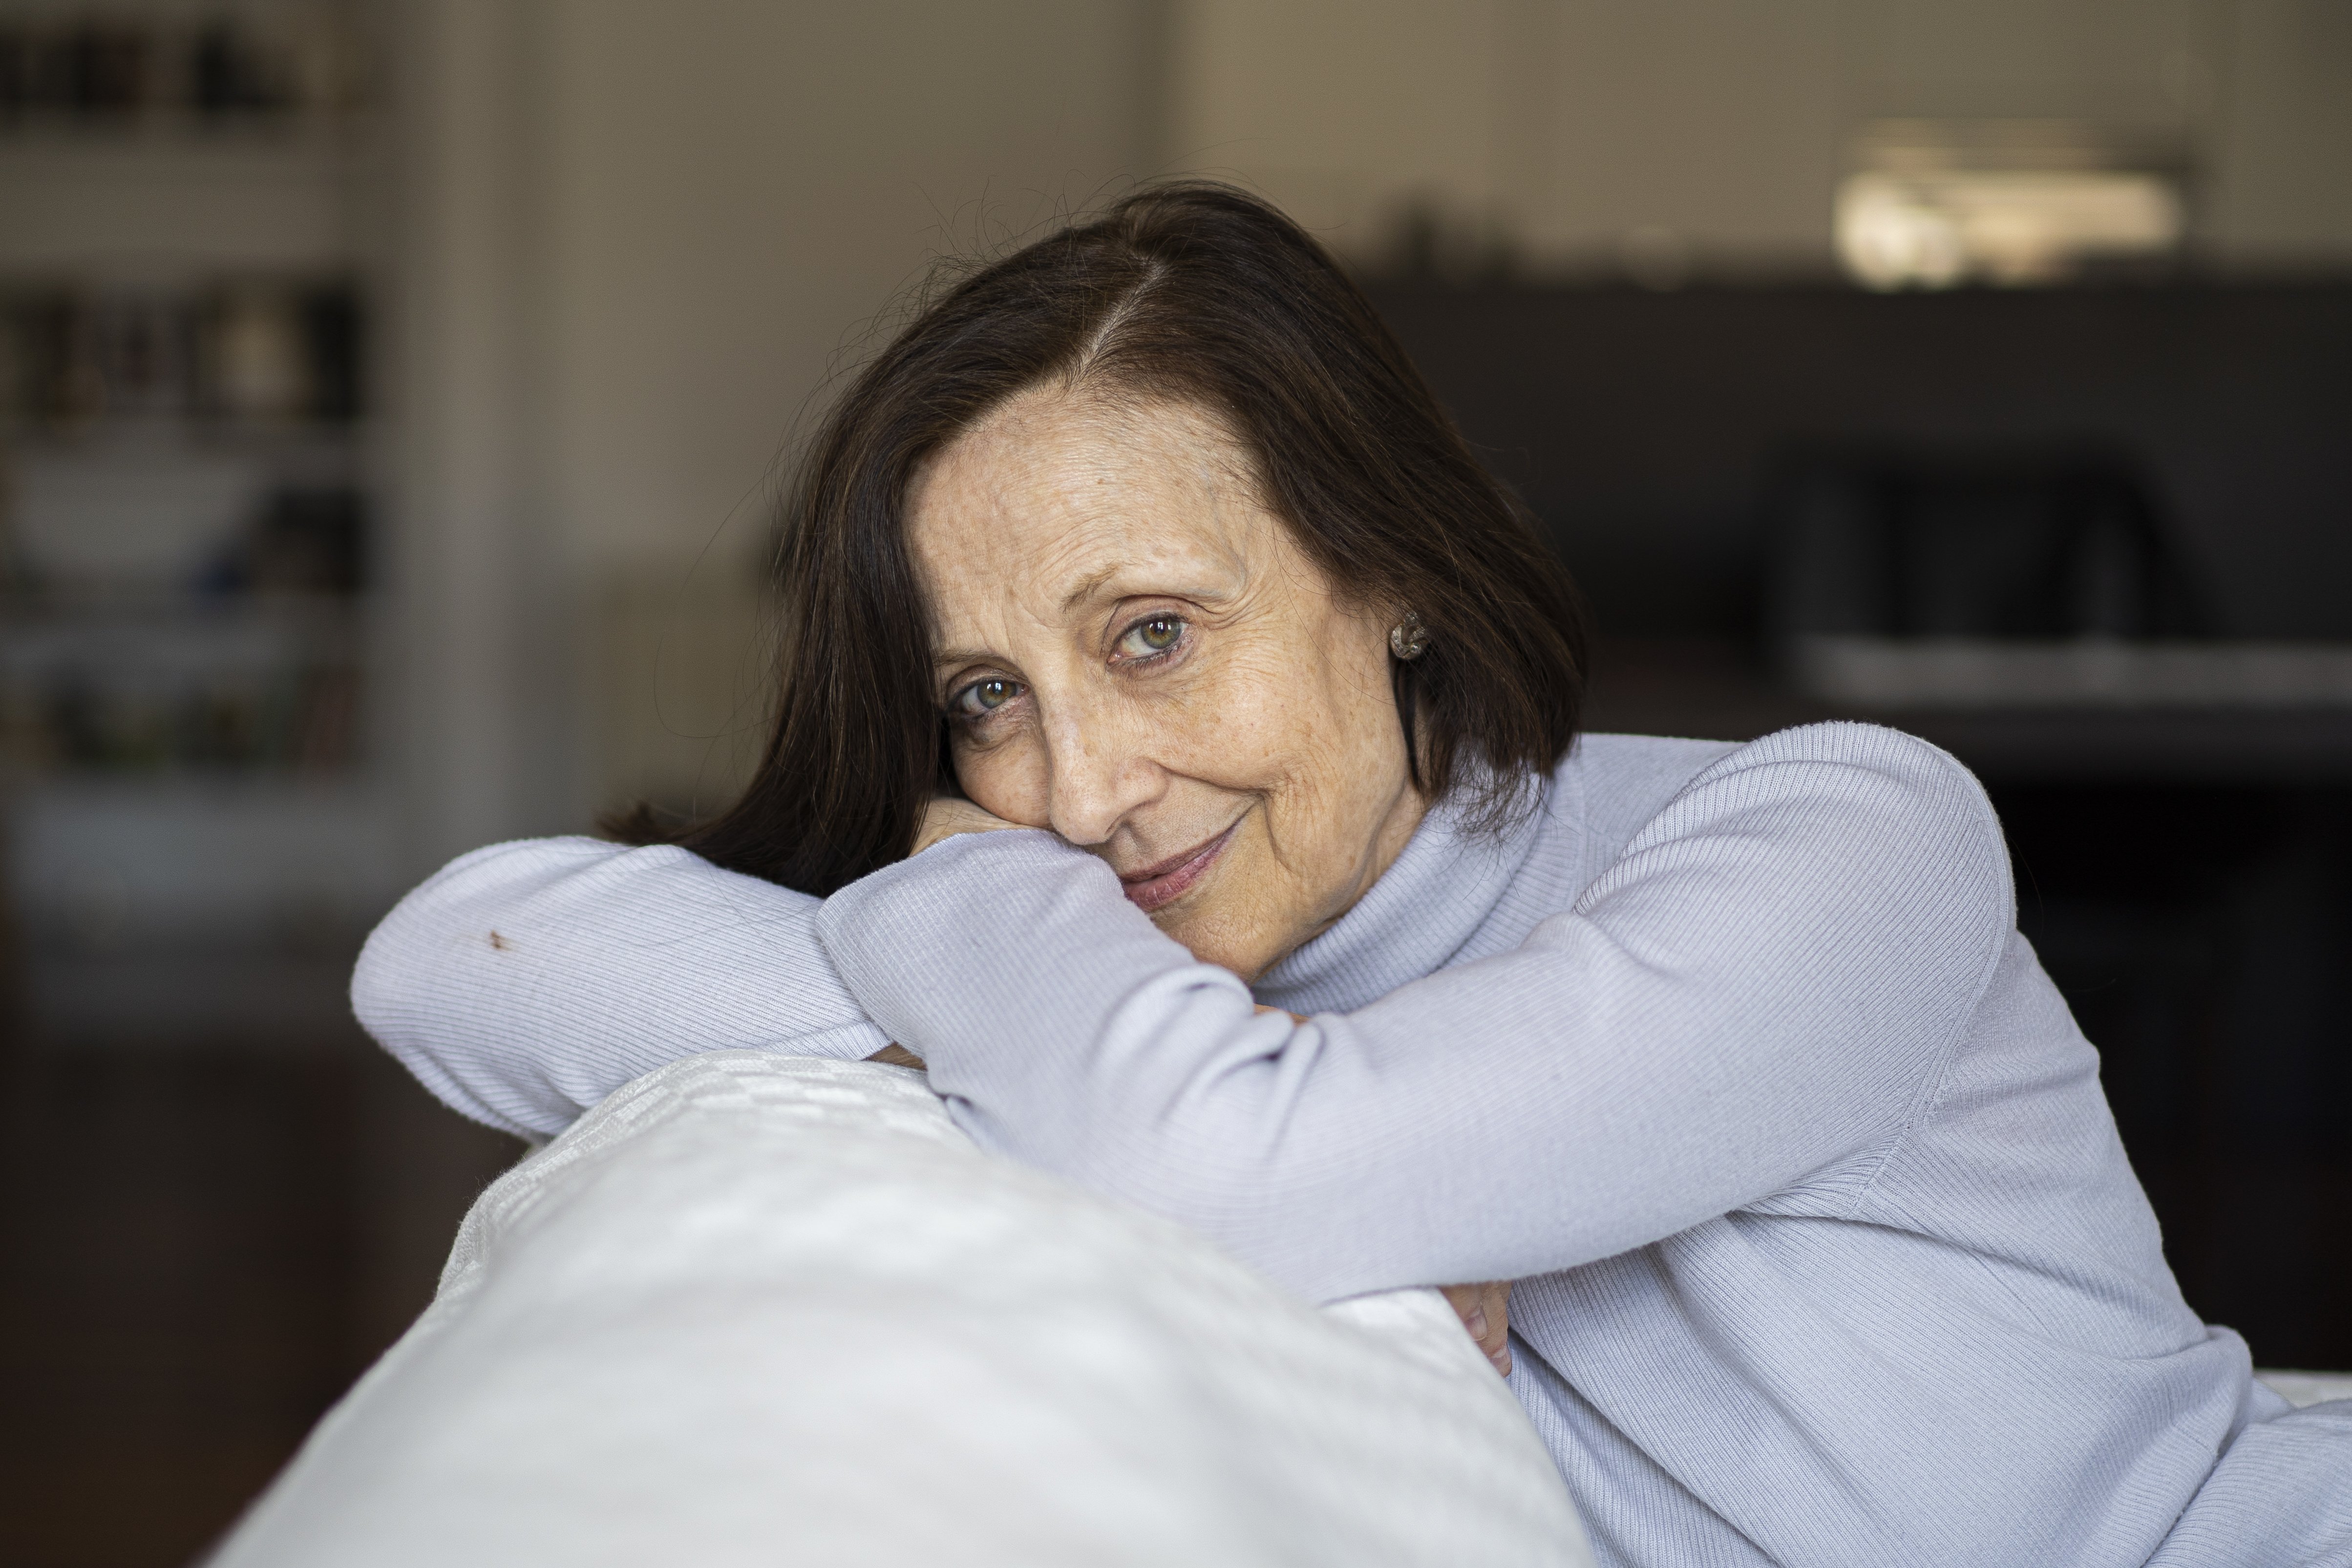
[906,389,1426,981]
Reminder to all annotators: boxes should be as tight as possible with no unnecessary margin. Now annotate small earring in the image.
[1389,611,1429,661]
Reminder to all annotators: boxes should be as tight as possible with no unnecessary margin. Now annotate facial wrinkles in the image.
[908,388,1422,978]
[1250,644,1375,924]
[1041,524,1254,855]
[922,398,1259,844]
[1082,512,1301,868]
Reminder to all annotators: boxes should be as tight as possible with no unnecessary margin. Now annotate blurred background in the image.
[0,1,2344,1562]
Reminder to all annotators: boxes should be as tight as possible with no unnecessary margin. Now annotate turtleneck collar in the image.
[1253,765,1562,1017]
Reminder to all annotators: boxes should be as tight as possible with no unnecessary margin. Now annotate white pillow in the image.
[212,1052,1594,1568]
[2256,1371,2352,1410]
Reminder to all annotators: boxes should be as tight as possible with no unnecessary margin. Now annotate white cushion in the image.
[212,1052,1594,1568]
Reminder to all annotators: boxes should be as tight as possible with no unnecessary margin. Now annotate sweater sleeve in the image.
[352,837,889,1138]
[814,724,2013,1303]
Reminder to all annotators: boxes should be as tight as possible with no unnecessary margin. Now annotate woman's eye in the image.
[950,678,1022,719]
[1118,614,1186,659]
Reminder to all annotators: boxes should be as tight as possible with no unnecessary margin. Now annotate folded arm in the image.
[816,725,2014,1303]
[352,837,888,1138]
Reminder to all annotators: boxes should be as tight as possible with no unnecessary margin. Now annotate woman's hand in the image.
[1441,1280,1514,1376]
[912,796,1025,856]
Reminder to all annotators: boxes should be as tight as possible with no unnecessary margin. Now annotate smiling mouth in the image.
[1118,822,1239,914]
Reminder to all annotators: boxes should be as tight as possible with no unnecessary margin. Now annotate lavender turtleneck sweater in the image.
[353,722,2351,1568]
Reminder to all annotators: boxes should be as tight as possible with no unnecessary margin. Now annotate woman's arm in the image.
[813,723,2013,1303]
[353,837,889,1138]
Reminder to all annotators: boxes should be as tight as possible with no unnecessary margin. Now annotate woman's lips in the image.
[1119,823,1237,913]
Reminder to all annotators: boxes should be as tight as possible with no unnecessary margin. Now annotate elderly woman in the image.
[357,185,2347,1567]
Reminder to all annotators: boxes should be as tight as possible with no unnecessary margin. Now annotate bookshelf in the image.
[0,0,387,1046]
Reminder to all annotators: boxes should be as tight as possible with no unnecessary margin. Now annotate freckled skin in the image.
[905,388,1427,984]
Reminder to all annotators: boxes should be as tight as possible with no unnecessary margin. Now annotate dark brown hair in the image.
[637,182,1587,895]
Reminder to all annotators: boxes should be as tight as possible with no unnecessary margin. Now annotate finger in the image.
[1478,1282,1514,1376]
[1471,1283,1504,1343]
[1442,1282,1512,1374]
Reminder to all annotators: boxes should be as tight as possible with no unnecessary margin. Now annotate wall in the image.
[537,1,1164,578]
[389,0,1162,862]
[2207,0,2352,261]
[1169,0,2352,273]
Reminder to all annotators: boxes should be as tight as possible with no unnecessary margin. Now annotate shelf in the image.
[0,133,361,272]
[0,597,368,778]
[1585,637,2352,783]
[1,423,363,473]
[0,597,360,685]
[5,772,399,952]
[1791,637,2352,711]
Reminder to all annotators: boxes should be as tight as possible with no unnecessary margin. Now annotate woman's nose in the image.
[1039,706,1161,846]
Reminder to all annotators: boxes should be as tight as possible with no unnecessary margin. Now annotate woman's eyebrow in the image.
[1059,569,1234,616]
[1058,566,1123,615]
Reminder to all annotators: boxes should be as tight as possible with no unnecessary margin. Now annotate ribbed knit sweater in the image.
[354,722,2351,1568]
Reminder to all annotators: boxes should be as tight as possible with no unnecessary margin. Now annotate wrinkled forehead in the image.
[904,390,1290,639]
